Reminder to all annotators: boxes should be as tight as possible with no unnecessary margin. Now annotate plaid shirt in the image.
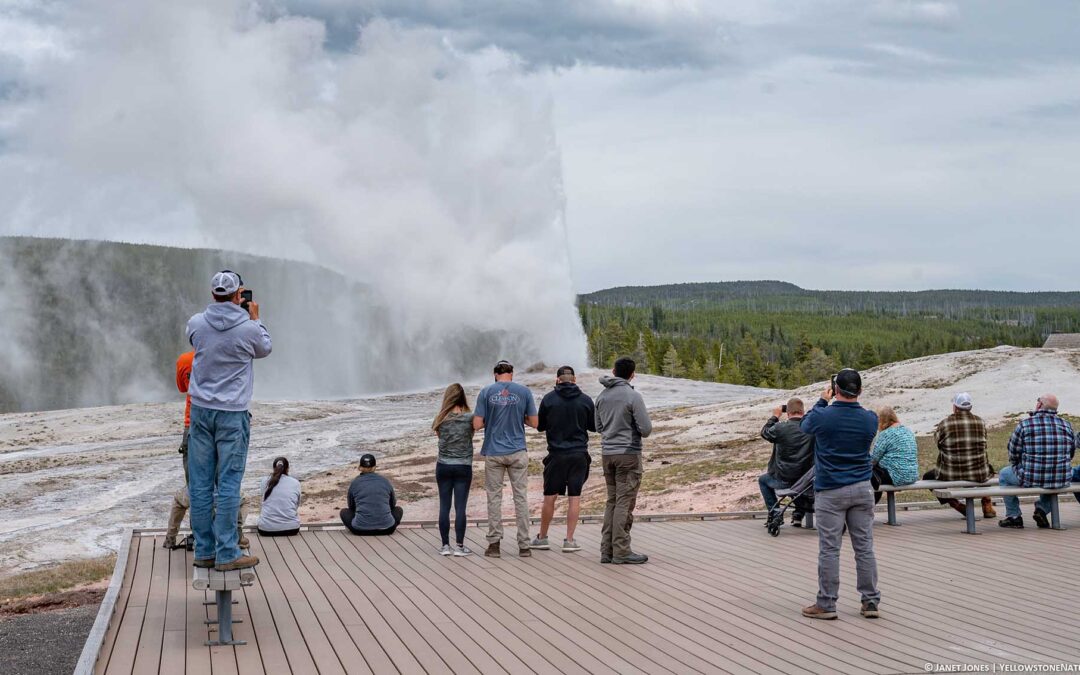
[1008,409,1077,488]
[933,410,994,482]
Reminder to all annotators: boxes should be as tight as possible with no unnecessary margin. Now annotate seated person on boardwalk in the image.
[869,406,918,504]
[927,392,996,518]
[341,454,403,535]
[257,457,301,537]
[433,383,476,557]
[998,394,1076,529]
[800,368,881,620]
[759,398,814,527]
[533,365,596,553]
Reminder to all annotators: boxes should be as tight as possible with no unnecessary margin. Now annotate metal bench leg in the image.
[804,512,814,530]
[964,499,978,535]
[887,492,899,526]
[206,590,247,646]
[1051,495,1065,530]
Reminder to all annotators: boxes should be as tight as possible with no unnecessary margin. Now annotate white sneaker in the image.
[562,538,582,552]
[453,545,472,557]
[439,545,453,556]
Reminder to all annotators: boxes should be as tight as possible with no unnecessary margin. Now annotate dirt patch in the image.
[0,586,106,617]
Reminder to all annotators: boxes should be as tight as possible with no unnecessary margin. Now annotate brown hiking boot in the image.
[193,558,215,568]
[484,542,501,558]
[981,498,997,519]
[519,547,531,558]
[802,604,837,620]
[946,499,967,516]
[162,536,177,550]
[215,555,259,571]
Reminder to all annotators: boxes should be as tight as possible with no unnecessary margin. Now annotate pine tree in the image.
[631,332,649,373]
[794,334,813,363]
[703,355,719,381]
[736,335,766,387]
[662,345,686,378]
[687,359,704,381]
[856,343,879,371]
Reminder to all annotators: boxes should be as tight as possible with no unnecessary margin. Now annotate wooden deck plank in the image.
[182,554,212,675]
[133,536,171,674]
[245,536,320,675]
[104,535,153,674]
[239,556,292,674]
[95,530,140,675]
[158,546,189,675]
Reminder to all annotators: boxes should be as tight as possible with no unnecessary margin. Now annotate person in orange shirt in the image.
[165,351,247,549]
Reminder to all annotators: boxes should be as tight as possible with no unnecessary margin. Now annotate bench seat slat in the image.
[877,479,999,492]
[933,485,1080,499]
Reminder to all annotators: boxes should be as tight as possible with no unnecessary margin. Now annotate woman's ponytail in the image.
[264,456,290,501]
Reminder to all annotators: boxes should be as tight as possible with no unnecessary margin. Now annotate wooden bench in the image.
[192,566,256,646]
[877,479,999,526]
[933,485,1080,534]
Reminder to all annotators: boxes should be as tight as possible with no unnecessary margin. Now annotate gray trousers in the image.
[816,480,880,611]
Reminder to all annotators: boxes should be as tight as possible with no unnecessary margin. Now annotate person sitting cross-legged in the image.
[340,454,404,536]
[998,394,1076,529]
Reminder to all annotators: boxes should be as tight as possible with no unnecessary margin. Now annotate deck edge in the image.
[73,527,135,675]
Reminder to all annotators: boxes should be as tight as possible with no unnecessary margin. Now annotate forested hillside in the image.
[578,282,1080,388]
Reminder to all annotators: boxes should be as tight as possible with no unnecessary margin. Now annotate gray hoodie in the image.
[186,302,272,412]
[595,375,653,455]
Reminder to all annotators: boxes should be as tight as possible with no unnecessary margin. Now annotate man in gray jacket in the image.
[186,270,272,572]
[595,357,652,564]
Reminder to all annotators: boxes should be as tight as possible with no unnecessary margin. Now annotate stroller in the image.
[766,466,815,537]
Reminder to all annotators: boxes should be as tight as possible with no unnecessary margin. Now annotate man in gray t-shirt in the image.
[339,454,403,535]
[473,360,538,558]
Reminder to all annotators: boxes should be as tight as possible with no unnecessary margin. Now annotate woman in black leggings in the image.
[433,383,475,556]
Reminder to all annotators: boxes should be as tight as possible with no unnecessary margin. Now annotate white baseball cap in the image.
[953,392,973,410]
[211,271,241,296]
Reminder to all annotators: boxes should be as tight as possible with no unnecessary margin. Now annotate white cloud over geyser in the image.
[0,0,586,396]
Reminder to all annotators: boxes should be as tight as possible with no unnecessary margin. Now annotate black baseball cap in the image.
[359,453,376,468]
[834,368,862,397]
[556,365,575,378]
[493,360,514,374]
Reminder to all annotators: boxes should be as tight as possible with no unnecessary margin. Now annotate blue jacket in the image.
[186,302,272,412]
[801,399,879,491]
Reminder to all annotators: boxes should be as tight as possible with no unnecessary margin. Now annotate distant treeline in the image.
[578,281,1080,389]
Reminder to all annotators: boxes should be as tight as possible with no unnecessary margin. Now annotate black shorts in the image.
[542,452,591,497]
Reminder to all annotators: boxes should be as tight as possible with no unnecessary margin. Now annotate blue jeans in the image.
[999,465,1054,519]
[188,405,250,564]
[759,473,804,517]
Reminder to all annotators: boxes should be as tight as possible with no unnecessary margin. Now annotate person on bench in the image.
[927,392,996,519]
[258,457,302,537]
[759,398,814,526]
[869,406,917,503]
[341,454,404,535]
[998,394,1076,529]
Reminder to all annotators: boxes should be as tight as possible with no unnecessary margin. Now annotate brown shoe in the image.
[981,498,997,519]
[802,604,837,620]
[163,536,177,550]
[484,542,501,558]
[239,536,250,549]
[946,499,967,516]
[215,555,259,571]
[193,558,215,568]
[519,548,531,558]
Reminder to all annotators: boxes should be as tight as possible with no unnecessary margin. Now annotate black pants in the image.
[436,463,472,546]
[340,506,403,536]
[257,527,300,537]
[870,464,896,504]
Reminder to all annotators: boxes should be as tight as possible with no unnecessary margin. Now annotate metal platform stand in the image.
[192,565,256,647]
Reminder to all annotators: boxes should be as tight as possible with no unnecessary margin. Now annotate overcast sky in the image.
[4,1,1080,294]
[303,0,1080,293]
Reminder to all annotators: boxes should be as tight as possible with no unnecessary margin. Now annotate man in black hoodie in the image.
[533,365,596,553]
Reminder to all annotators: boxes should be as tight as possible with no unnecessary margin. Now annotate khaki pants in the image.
[601,454,643,559]
[485,451,531,548]
[165,486,247,544]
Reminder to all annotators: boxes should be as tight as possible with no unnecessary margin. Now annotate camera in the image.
[240,289,253,311]
[781,404,787,413]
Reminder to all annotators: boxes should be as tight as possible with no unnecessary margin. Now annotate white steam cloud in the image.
[0,0,586,398]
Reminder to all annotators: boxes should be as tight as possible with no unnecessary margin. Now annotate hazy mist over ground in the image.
[0,1,586,406]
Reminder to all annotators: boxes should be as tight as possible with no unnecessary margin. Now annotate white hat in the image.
[953,392,973,410]
[211,271,240,296]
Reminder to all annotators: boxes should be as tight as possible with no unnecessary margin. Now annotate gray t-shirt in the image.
[474,380,537,456]
[257,474,301,532]
[347,473,396,531]
[437,412,475,465]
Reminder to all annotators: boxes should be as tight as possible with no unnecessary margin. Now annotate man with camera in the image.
[799,369,881,620]
[186,270,271,572]
[759,398,814,527]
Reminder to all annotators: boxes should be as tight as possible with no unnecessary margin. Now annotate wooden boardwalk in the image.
[87,504,1080,674]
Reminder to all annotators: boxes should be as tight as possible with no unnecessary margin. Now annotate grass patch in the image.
[639,459,766,496]
[0,555,116,602]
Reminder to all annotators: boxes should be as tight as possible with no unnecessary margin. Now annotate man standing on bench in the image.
[800,368,881,620]
[998,394,1076,529]
[927,392,996,519]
